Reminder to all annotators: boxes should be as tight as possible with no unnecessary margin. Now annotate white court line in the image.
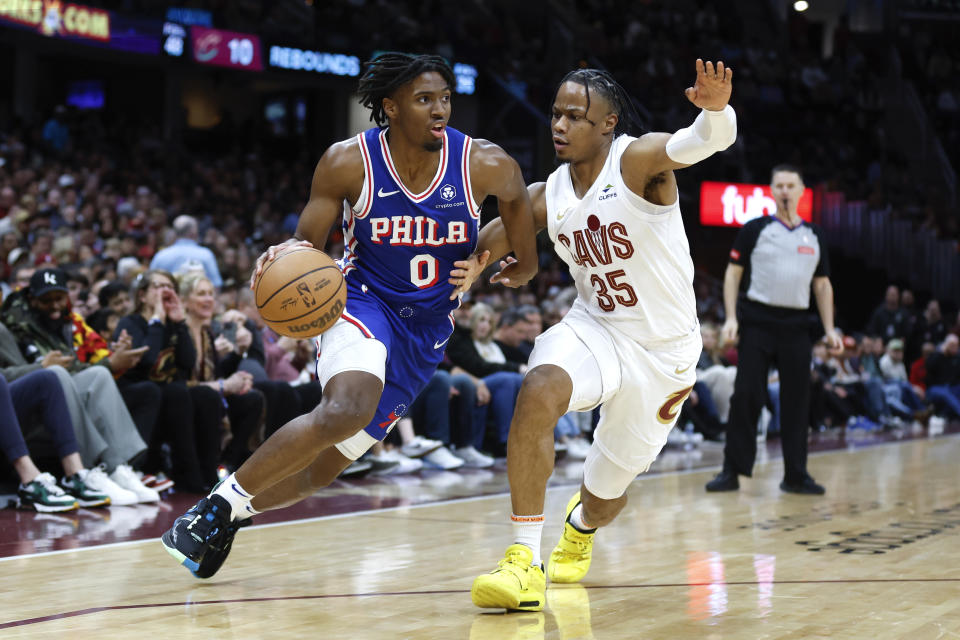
[2,432,956,563]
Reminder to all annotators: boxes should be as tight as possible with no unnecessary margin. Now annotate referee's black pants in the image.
[723,323,812,483]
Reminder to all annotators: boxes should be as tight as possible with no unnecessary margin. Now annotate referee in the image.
[706,164,841,495]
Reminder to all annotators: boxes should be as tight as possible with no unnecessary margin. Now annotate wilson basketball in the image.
[255,247,346,339]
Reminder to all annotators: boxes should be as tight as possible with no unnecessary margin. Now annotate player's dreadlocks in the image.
[358,53,456,128]
[555,68,646,136]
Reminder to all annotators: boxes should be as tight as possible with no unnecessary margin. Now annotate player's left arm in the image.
[465,140,538,286]
[620,59,736,204]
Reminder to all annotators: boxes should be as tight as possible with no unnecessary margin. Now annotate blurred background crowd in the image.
[0,0,958,512]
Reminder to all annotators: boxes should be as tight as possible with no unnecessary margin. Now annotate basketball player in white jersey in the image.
[461,59,737,611]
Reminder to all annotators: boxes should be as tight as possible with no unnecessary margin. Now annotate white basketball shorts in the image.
[528,300,701,498]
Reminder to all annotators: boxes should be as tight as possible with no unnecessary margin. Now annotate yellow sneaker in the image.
[547,492,595,584]
[471,544,546,611]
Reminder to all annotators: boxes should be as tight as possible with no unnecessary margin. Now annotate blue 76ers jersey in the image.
[331,126,481,442]
[341,125,481,315]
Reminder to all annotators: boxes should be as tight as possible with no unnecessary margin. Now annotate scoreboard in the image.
[190,26,263,71]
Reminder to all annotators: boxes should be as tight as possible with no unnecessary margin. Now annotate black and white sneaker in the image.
[192,516,253,579]
[160,494,234,573]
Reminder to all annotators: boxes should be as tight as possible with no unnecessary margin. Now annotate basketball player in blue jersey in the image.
[161,53,538,578]
[460,60,737,611]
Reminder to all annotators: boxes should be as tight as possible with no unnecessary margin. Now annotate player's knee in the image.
[311,396,377,441]
[517,367,569,419]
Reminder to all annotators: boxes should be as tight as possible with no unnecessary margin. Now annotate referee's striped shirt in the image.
[729,216,829,328]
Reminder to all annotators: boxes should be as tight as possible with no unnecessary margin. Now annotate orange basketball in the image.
[255,247,346,339]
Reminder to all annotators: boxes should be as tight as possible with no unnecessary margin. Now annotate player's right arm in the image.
[449,182,548,296]
[250,139,364,288]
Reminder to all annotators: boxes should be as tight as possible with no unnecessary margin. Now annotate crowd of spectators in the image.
[2,1,959,515]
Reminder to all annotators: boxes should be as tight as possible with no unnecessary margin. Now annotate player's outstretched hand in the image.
[250,238,313,289]
[489,256,535,288]
[684,59,733,112]
[449,250,490,300]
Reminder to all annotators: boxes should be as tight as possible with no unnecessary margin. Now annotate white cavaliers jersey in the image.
[545,135,698,346]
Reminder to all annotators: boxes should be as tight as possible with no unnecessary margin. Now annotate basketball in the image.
[254,247,346,339]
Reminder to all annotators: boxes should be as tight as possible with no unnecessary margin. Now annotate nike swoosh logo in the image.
[378,187,400,197]
[674,364,692,375]
[434,337,450,350]
[231,483,249,497]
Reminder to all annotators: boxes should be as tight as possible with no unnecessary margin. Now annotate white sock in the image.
[212,473,255,520]
[568,503,596,532]
[512,514,544,567]
[237,502,260,520]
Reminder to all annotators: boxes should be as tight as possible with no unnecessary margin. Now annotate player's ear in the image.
[382,97,398,121]
[603,112,618,135]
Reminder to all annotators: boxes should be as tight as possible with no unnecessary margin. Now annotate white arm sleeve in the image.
[665,105,737,165]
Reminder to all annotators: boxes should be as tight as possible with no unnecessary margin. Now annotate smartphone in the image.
[222,321,237,344]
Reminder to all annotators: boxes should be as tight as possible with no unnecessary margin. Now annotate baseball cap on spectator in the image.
[887,338,904,351]
[29,267,68,297]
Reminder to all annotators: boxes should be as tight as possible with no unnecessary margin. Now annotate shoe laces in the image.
[32,472,67,496]
[85,464,110,485]
[187,498,227,542]
[556,527,593,558]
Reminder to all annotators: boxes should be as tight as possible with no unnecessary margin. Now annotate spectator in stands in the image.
[878,338,926,421]
[0,269,159,503]
[41,106,70,154]
[98,280,132,318]
[493,307,536,362]
[216,305,316,442]
[911,299,947,363]
[447,303,526,457]
[179,271,263,475]
[910,342,936,390]
[828,335,886,427]
[924,334,960,418]
[116,269,222,493]
[867,285,908,344]
[809,340,854,430]
[64,271,91,317]
[10,262,34,293]
[407,369,488,469]
[0,369,114,510]
[696,322,737,425]
[150,215,223,289]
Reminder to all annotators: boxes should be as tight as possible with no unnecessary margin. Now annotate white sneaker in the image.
[370,449,423,475]
[565,438,593,460]
[401,436,444,459]
[451,445,494,468]
[110,464,160,503]
[80,465,139,506]
[422,445,465,470]
[666,428,686,447]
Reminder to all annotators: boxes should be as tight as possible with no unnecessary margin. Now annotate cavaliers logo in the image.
[656,385,694,424]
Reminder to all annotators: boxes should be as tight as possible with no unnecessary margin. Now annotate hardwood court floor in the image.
[1,432,959,639]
